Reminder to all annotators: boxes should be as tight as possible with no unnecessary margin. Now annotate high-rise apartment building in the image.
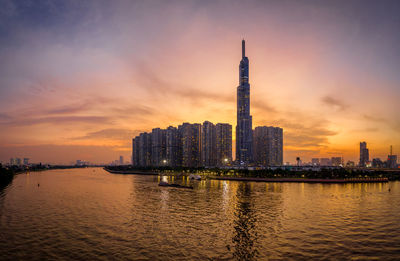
[151,128,166,166]
[132,137,140,166]
[216,123,232,166]
[138,132,152,167]
[179,123,202,167]
[132,122,232,168]
[236,39,253,164]
[201,121,217,167]
[253,126,283,166]
[359,141,369,167]
[166,126,181,167]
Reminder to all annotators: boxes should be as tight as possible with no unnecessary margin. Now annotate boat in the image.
[189,174,201,180]
[158,181,193,189]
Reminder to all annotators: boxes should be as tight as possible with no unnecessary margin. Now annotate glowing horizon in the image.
[0,1,399,164]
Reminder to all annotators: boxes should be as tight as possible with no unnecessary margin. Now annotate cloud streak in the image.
[321,96,349,111]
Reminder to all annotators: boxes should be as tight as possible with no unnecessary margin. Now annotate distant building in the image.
[15,158,21,166]
[331,157,342,166]
[387,155,398,169]
[216,123,232,166]
[119,156,124,165]
[372,158,384,168]
[311,158,320,166]
[201,121,217,167]
[359,141,369,167]
[320,158,331,166]
[10,158,15,166]
[23,158,29,165]
[76,160,88,166]
[346,161,355,167]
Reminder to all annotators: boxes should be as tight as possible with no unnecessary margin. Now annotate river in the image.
[0,167,399,260]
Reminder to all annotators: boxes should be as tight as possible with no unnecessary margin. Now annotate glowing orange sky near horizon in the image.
[0,1,399,164]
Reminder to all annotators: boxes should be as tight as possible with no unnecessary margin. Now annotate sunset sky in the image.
[0,0,399,164]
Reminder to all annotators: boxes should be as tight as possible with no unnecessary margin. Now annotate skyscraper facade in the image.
[359,141,369,167]
[179,123,202,167]
[201,121,217,167]
[216,123,232,166]
[138,132,152,167]
[236,39,253,164]
[132,137,140,166]
[253,126,283,166]
[166,126,180,167]
[151,128,166,166]
[132,121,232,168]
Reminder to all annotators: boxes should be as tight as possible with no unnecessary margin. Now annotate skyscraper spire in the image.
[242,39,245,58]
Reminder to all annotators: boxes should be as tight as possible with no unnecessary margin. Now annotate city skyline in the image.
[0,1,400,164]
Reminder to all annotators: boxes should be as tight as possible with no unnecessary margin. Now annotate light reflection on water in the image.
[0,168,399,260]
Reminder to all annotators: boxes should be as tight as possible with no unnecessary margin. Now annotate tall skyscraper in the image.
[236,39,253,164]
[201,121,217,167]
[359,141,369,167]
[216,123,232,166]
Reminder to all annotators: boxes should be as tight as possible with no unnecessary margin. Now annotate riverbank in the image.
[1,165,100,189]
[104,165,400,181]
[104,168,158,175]
[0,167,14,189]
[210,176,389,183]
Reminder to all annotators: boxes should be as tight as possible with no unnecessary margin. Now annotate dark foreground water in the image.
[0,168,399,260]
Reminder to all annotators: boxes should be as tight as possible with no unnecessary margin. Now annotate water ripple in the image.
[0,168,399,260]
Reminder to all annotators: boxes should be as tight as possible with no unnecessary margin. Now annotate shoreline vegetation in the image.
[104,166,400,183]
[0,167,14,189]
